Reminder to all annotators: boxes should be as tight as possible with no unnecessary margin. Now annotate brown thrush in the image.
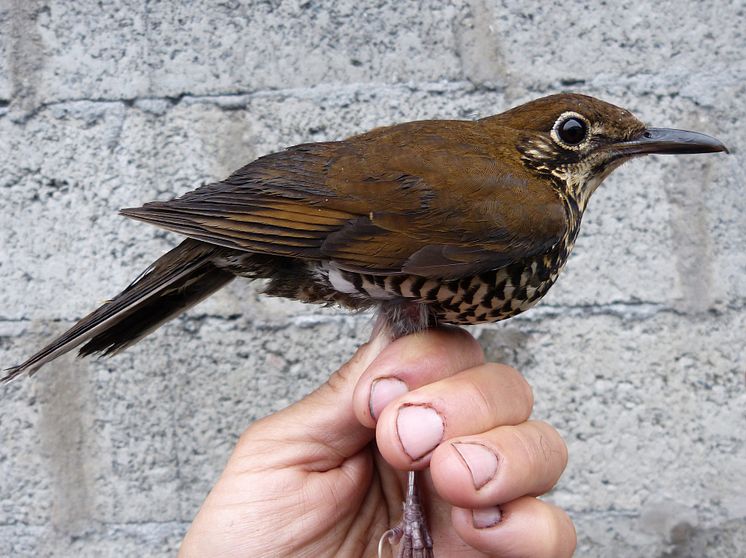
[4,93,727,557]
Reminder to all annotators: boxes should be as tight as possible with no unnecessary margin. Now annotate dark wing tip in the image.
[120,206,152,220]
[1,364,31,384]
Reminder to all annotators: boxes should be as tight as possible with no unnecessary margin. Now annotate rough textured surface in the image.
[0,1,744,556]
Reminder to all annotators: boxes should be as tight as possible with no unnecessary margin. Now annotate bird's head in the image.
[485,93,728,209]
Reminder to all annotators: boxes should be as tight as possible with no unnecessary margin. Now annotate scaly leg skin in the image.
[376,304,435,557]
[379,470,434,558]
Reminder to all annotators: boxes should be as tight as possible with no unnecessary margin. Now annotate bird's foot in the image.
[378,471,434,558]
[378,508,433,558]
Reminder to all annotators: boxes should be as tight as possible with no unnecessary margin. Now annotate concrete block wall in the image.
[1,1,744,556]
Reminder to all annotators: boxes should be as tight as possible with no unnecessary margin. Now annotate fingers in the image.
[430,421,568,508]
[367,346,574,558]
[375,363,533,469]
[451,497,577,558]
[234,325,484,471]
[234,318,392,469]
[352,326,485,427]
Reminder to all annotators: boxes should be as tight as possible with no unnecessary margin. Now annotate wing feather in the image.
[121,122,568,278]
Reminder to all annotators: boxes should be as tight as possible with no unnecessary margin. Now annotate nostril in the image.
[643,131,653,139]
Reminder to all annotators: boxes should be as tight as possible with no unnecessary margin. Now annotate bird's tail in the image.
[2,239,235,382]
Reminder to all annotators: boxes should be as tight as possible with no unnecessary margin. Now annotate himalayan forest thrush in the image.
[4,93,728,558]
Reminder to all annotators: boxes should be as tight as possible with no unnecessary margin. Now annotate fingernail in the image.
[473,506,503,529]
[396,404,444,461]
[453,442,499,490]
[369,377,409,420]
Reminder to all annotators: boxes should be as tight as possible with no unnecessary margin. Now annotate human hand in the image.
[179,326,576,557]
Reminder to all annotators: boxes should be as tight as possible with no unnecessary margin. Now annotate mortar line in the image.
[2,74,735,122]
[0,300,743,329]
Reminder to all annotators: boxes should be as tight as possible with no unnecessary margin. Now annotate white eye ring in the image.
[551,111,591,151]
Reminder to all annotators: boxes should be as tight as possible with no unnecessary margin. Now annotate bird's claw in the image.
[378,514,433,558]
[378,526,402,558]
[396,496,434,558]
[379,471,434,558]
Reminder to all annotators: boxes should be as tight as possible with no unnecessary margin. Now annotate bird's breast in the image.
[311,244,573,325]
[305,194,585,325]
[225,193,584,327]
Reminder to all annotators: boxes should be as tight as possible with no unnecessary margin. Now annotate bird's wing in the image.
[121,123,568,279]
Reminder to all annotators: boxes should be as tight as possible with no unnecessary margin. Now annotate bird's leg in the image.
[378,470,434,558]
[375,303,435,557]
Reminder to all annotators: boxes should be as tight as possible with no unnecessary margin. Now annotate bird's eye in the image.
[558,117,587,145]
[552,112,590,149]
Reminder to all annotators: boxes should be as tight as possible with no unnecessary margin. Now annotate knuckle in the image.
[508,426,559,482]
[487,363,534,413]
[468,377,494,418]
[451,327,485,361]
[532,421,569,465]
[234,420,272,464]
[509,426,541,468]
[239,417,265,443]
[538,506,562,555]
[518,388,534,419]
[325,364,352,396]
[427,342,455,367]
[505,424,568,494]
[516,373,534,411]
[545,505,577,557]
[425,328,484,373]
[480,361,507,377]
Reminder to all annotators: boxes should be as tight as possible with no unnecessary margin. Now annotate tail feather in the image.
[3,239,234,383]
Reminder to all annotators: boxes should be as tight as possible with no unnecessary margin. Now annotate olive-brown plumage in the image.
[5,93,726,379]
[3,93,728,558]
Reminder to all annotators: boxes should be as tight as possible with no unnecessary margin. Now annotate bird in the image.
[3,93,728,557]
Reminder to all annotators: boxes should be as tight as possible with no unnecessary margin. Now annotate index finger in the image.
[352,327,484,428]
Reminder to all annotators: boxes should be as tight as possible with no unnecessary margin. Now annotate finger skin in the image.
[229,322,392,471]
[431,420,568,509]
[352,327,484,428]
[376,363,533,470]
[452,497,577,558]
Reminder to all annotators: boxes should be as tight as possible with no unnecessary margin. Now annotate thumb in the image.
[236,318,392,469]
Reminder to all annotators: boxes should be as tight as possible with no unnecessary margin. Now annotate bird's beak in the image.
[613,128,729,156]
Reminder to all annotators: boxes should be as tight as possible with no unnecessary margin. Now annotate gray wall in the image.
[1,1,744,556]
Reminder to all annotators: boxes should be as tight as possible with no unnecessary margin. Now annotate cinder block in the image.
[1,1,744,556]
